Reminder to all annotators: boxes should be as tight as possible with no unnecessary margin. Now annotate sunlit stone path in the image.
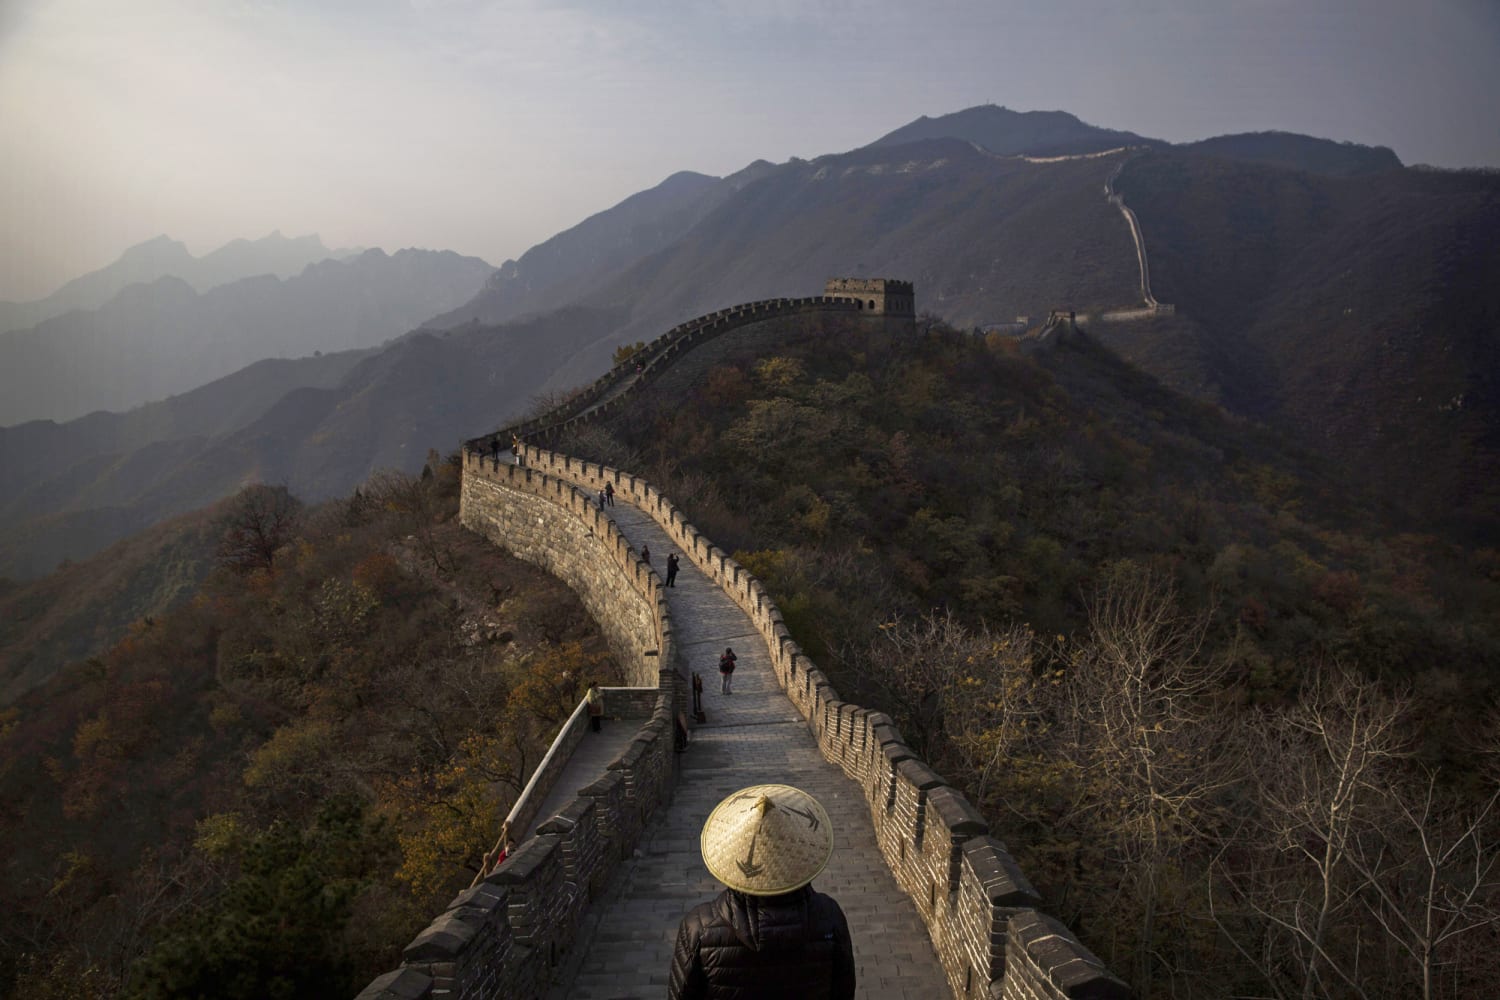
[545,501,950,999]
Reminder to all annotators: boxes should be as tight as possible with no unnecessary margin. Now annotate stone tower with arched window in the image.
[823,278,915,317]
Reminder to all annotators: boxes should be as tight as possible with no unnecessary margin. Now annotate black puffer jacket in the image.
[668,885,855,999]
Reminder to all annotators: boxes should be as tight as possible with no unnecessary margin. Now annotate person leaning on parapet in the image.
[669,784,855,1000]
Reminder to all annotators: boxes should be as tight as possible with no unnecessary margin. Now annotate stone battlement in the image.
[359,284,1127,1000]
[824,277,916,316]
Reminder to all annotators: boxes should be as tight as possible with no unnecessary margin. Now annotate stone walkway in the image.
[546,502,949,999]
[523,721,639,842]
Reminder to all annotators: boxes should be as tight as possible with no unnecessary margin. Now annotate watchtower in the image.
[824,278,916,317]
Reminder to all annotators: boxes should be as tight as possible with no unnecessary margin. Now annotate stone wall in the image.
[365,286,1128,999]
[521,444,1129,1000]
[823,276,917,315]
[466,295,887,454]
[356,455,683,1000]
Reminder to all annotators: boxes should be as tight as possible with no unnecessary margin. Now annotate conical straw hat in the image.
[701,784,833,896]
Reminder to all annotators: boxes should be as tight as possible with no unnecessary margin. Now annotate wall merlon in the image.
[1006,912,1129,1000]
[355,968,436,1000]
[536,796,595,836]
[404,914,480,962]
[928,785,989,838]
[896,757,945,792]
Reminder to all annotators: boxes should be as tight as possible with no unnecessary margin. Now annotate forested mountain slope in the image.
[1110,153,1500,540]
[555,312,1500,998]
[536,138,1141,387]
[0,465,620,996]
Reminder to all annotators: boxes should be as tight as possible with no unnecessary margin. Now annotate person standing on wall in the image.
[669,784,855,1000]
[587,681,604,733]
[666,553,680,587]
[605,482,615,507]
[718,647,736,694]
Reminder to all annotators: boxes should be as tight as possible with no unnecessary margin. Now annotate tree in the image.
[613,340,647,366]
[215,484,301,576]
[1213,665,1410,1000]
[1346,768,1500,1000]
[365,470,450,572]
[1062,562,1238,998]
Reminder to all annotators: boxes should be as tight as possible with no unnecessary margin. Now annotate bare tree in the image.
[365,469,450,572]
[854,612,1034,765]
[1347,768,1500,1000]
[1063,562,1239,998]
[1213,665,1410,1000]
[214,484,301,576]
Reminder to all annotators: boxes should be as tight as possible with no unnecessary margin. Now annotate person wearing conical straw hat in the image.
[669,784,854,999]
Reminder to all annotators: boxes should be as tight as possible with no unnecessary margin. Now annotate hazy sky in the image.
[2,0,1497,301]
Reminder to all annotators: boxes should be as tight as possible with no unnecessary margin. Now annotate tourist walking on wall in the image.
[587,681,604,733]
[598,489,607,511]
[718,647,736,694]
[669,784,855,999]
[666,553,680,587]
[605,482,615,506]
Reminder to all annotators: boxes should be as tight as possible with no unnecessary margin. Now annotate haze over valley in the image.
[2,2,1498,997]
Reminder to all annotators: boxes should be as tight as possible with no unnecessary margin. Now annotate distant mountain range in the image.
[5,102,1496,593]
[0,231,364,335]
[0,246,494,424]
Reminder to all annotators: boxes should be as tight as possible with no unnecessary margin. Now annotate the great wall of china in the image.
[1101,156,1174,322]
[357,279,1129,999]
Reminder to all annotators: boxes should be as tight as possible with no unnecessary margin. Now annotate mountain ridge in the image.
[0,230,365,335]
[0,247,494,425]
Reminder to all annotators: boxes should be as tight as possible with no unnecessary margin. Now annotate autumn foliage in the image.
[0,463,618,996]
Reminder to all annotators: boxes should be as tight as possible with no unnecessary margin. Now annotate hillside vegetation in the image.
[558,314,1500,998]
[0,461,619,997]
[1108,152,1500,541]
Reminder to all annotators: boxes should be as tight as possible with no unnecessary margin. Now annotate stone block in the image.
[928,785,988,837]
[404,913,478,961]
[355,967,435,999]
[896,757,946,791]
[444,882,508,918]
[486,834,558,885]
[1007,911,1129,999]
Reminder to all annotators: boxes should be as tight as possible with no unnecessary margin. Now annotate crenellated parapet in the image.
[360,283,1128,1000]
[357,454,683,1000]
[466,286,912,454]
[509,443,1129,1000]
